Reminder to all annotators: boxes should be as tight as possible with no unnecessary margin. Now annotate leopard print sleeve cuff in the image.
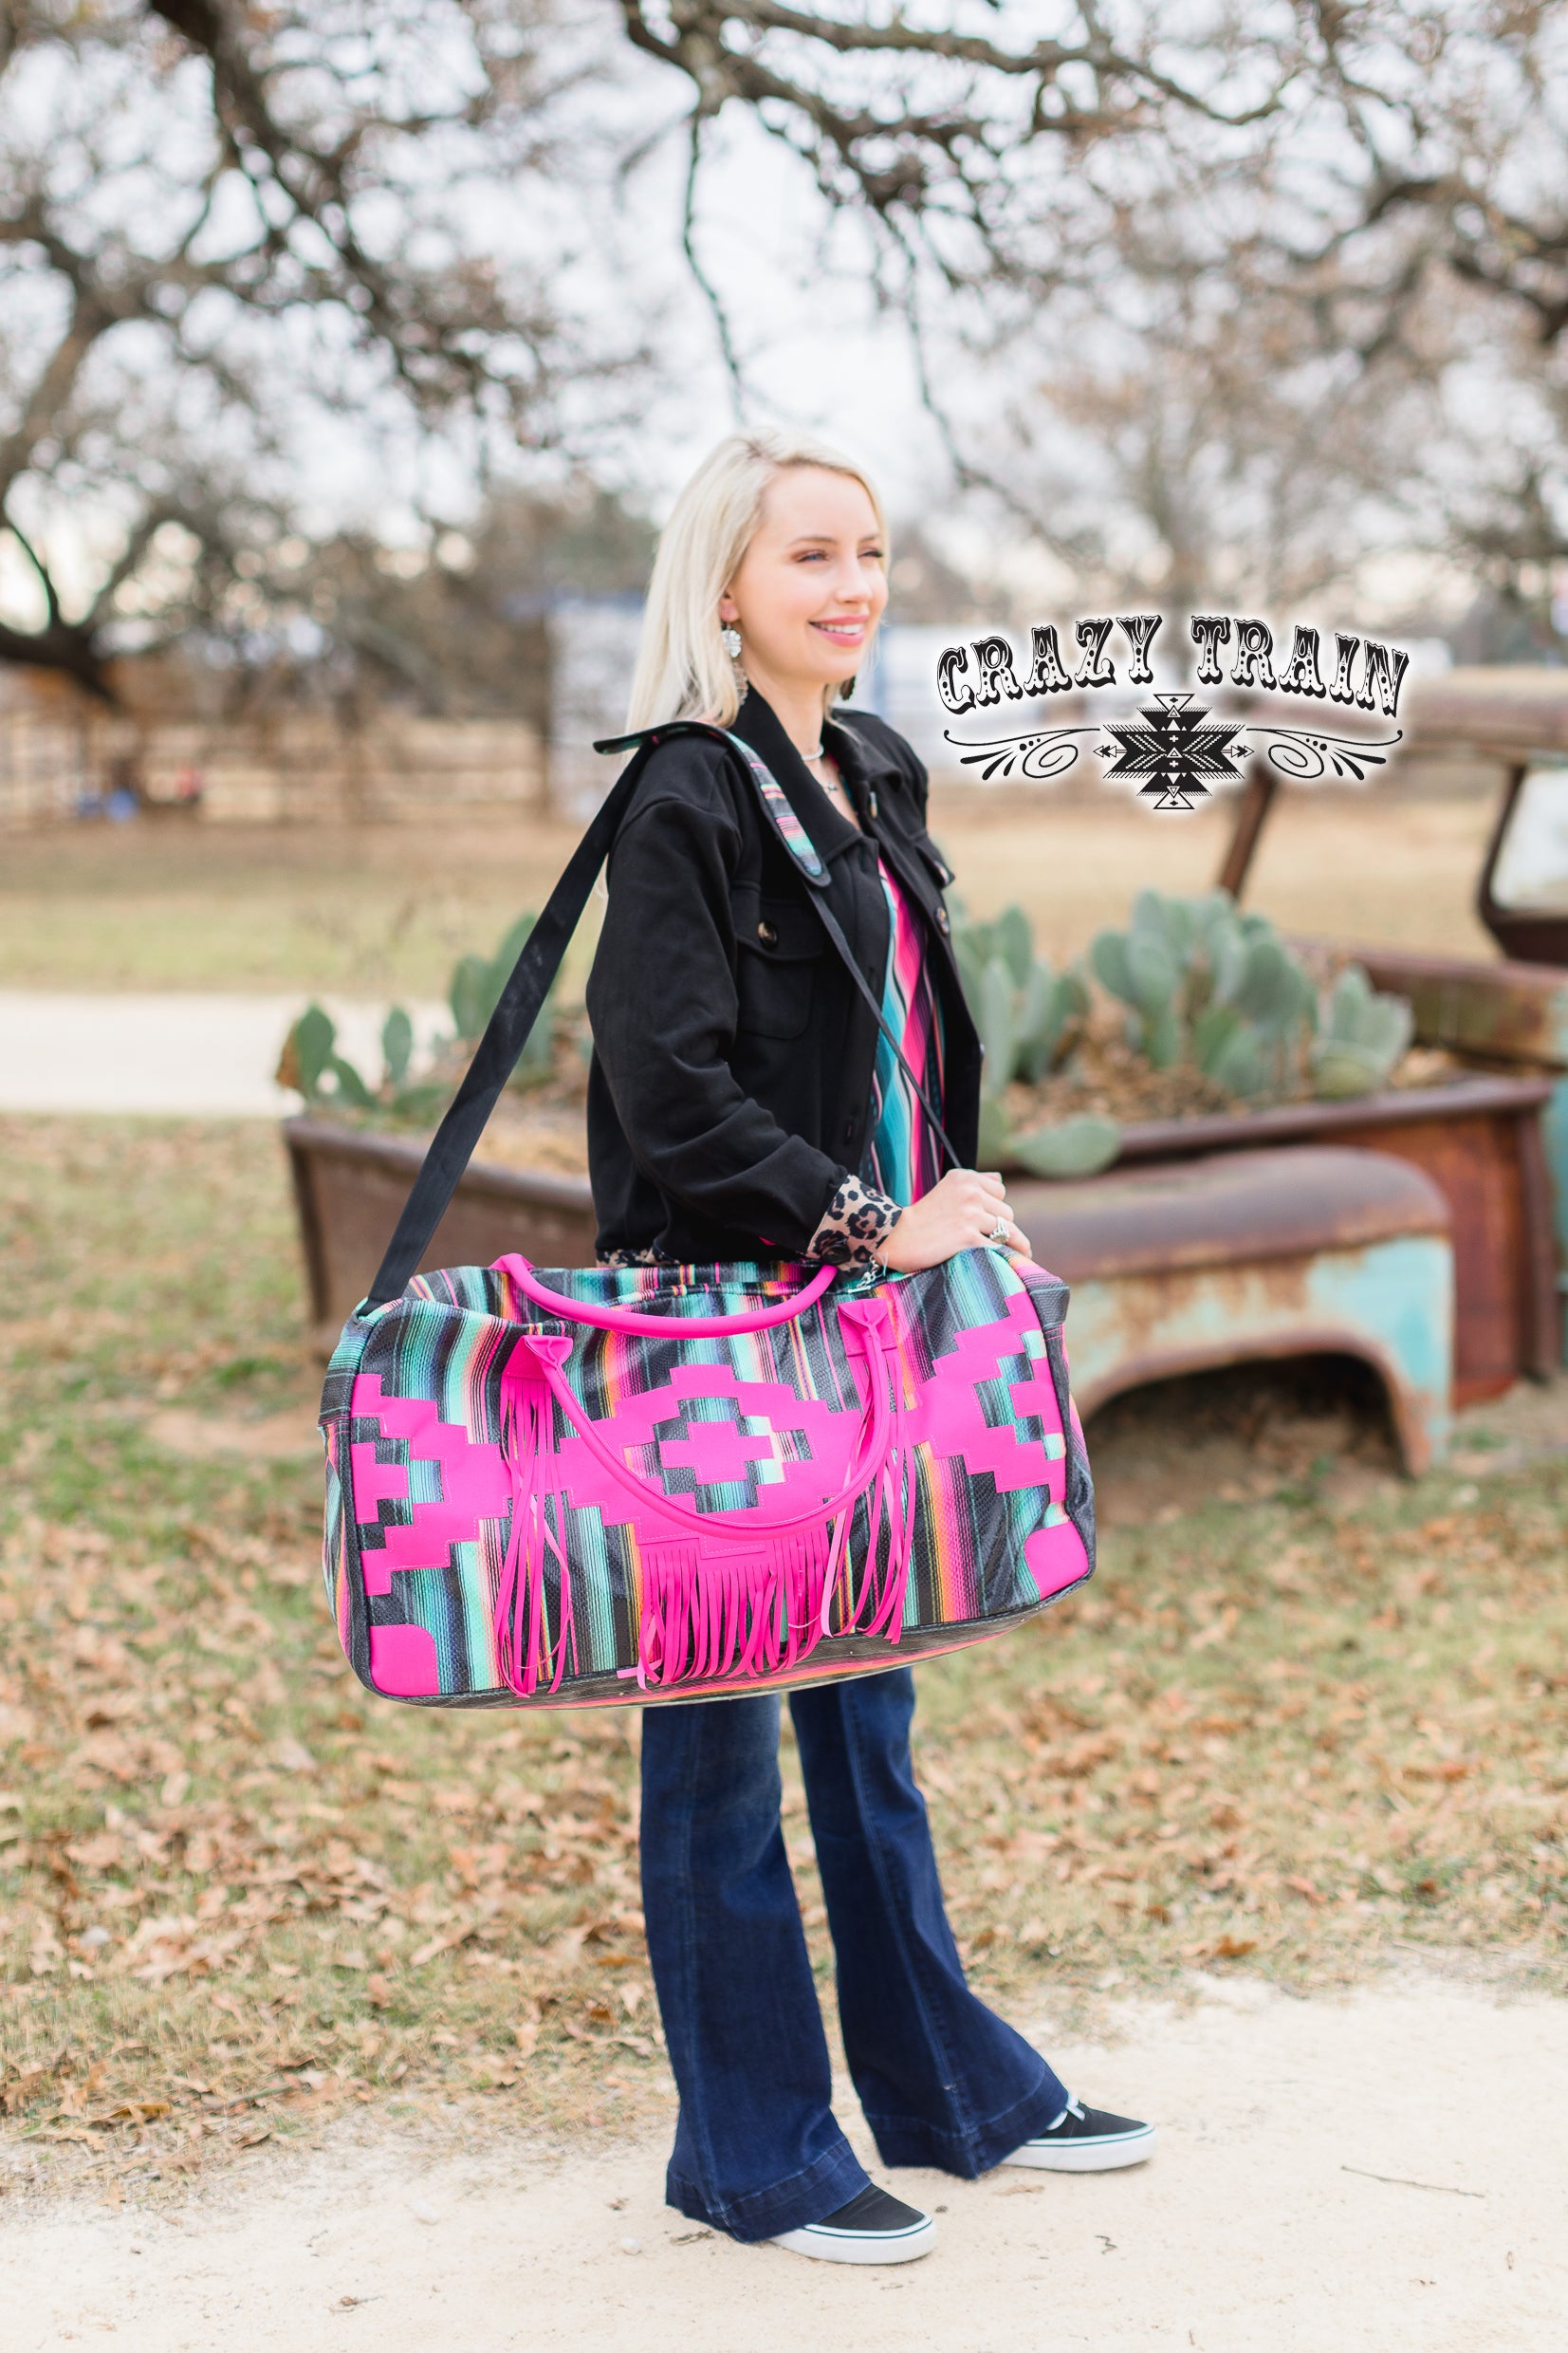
[806,1175,902,1269]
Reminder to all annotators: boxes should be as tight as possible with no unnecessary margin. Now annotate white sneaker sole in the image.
[770,2215,937,2265]
[1003,2122,1156,2174]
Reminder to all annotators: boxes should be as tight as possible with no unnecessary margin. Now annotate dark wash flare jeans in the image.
[639,1665,1068,2242]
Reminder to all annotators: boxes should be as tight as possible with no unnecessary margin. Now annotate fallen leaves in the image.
[2,1116,1566,2194]
[93,2100,173,2128]
[910,1455,1568,2004]
[0,1120,675,2179]
[407,1927,477,1970]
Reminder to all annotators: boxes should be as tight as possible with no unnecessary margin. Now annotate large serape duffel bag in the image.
[319,722,1096,1708]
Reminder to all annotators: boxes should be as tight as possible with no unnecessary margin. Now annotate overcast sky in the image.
[267,24,971,540]
[6,4,1559,638]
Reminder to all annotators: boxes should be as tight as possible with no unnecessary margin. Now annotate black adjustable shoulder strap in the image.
[364,738,660,1306]
[365,719,958,1309]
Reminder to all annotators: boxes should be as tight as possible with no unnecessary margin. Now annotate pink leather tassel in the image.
[494,1384,531,1693]
[498,1369,575,1696]
[818,1506,854,1639]
[516,1292,916,1695]
[862,1329,915,1644]
[536,1502,576,1692]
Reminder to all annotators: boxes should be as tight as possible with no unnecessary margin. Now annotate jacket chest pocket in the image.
[901,832,957,936]
[733,891,824,1042]
[909,829,956,891]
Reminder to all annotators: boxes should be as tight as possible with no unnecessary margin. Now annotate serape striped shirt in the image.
[861,856,946,1209]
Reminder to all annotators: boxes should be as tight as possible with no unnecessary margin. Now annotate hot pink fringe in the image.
[495,1362,577,1696]
[497,1303,916,1696]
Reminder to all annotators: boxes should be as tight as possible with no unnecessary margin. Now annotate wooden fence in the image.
[0,674,544,828]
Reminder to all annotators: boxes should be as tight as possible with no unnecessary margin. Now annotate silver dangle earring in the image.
[720,621,748,705]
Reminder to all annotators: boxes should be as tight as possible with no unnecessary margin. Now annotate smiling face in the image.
[719,465,888,703]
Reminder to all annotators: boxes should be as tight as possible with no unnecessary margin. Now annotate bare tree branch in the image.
[5,0,1566,703]
[5,512,62,630]
[681,112,746,406]
[0,0,637,691]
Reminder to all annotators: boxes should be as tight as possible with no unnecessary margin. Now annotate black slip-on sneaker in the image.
[771,2183,937,2265]
[1002,2095,1155,2173]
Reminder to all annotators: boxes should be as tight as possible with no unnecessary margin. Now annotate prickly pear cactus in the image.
[1089,888,1388,1103]
[952,900,1108,1172]
[1008,1114,1122,1179]
[1309,965,1414,1100]
[278,909,563,1121]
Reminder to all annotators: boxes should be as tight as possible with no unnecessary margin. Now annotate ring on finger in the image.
[983,1216,1010,1245]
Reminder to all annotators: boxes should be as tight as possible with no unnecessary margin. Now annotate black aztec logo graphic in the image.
[1097,692,1248,812]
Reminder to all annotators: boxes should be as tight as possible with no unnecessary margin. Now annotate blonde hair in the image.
[626,430,888,730]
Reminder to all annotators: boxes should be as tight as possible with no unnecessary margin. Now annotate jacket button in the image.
[935,906,950,934]
[756,919,778,947]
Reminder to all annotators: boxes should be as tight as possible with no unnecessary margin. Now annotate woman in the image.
[585,432,1153,2265]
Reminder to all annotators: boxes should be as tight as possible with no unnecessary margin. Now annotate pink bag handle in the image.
[490,1252,837,1338]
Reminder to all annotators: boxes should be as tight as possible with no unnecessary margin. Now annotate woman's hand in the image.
[880,1169,1032,1272]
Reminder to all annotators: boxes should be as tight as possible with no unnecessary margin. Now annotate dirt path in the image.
[0,991,446,1115]
[7,1968,1563,2352]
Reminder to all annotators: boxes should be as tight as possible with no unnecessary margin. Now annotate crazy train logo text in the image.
[935,614,1408,810]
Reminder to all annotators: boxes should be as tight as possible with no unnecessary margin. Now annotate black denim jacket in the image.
[584,687,981,1264]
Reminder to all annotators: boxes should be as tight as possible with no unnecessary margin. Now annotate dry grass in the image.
[0,818,587,998]
[939,790,1499,961]
[0,790,1497,995]
[2,1117,1563,2199]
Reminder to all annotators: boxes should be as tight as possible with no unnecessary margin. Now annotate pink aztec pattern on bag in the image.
[321,1248,1094,1711]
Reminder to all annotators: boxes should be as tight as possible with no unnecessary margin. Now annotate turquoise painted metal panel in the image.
[1347,950,1568,1372]
[1066,1233,1453,1473]
[1304,1236,1453,1448]
[1547,1076,1568,1367]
